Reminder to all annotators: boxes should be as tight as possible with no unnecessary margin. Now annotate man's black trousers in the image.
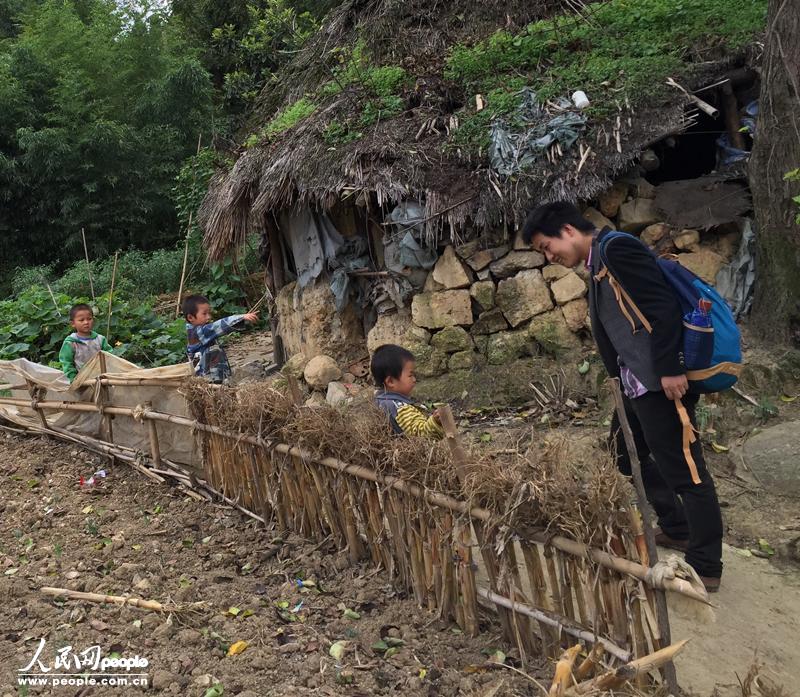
[610,391,723,578]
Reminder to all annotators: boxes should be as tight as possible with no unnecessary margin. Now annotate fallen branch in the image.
[40,587,203,613]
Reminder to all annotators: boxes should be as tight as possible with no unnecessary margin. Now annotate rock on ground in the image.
[676,250,726,284]
[740,420,800,496]
[304,355,342,390]
[411,290,473,328]
[618,198,659,233]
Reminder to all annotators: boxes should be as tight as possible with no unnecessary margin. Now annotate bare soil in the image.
[0,433,543,697]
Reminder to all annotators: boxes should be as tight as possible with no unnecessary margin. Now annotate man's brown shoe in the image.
[653,527,689,552]
[699,575,721,593]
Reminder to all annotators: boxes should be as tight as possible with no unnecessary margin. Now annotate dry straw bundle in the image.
[184,379,629,545]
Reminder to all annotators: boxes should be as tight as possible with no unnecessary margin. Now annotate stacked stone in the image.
[587,177,741,286]
[367,240,589,378]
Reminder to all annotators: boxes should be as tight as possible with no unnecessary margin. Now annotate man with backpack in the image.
[522,201,725,592]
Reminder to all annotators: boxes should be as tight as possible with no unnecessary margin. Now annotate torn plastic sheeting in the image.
[280,207,345,288]
[489,89,587,176]
[386,202,438,271]
[328,237,371,312]
[716,219,755,319]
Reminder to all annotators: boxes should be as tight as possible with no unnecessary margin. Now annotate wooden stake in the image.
[145,403,162,468]
[609,378,679,691]
[106,251,119,339]
[81,227,96,304]
[549,644,582,697]
[575,642,605,681]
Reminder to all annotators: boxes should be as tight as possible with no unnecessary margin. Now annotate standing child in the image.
[182,294,258,384]
[59,304,113,382]
[371,344,443,439]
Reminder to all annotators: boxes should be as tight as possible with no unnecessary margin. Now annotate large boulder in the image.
[618,198,659,233]
[677,250,726,284]
[326,381,349,406]
[470,308,510,335]
[550,272,587,305]
[486,330,534,365]
[469,280,495,311]
[432,245,471,289]
[740,420,800,496]
[562,298,590,332]
[529,309,581,354]
[366,312,430,354]
[489,251,545,279]
[411,290,473,328]
[598,181,629,218]
[629,177,656,199]
[495,270,554,327]
[671,228,700,251]
[430,326,473,353]
[304,355,342,390]
[582,207,614,232]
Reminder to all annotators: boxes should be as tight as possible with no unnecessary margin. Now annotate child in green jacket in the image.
[59,304,113,382]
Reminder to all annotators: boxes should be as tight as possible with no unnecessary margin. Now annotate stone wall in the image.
[366,241,589,378]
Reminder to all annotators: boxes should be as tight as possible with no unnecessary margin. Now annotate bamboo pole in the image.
[105,252,119,340]
[476,587,630,662]
[575,642,605,681]
[144,402,162,468]
[565,640,689,695]
[175,133,203,318]
[40,587,188,613]
[609,378,678,691]
[81,227,96,304]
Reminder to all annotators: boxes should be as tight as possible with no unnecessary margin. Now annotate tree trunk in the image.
[749,0,800,344]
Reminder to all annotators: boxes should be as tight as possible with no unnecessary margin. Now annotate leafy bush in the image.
[245,97,317,146]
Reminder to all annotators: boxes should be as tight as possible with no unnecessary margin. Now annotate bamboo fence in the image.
[0,377,706,685]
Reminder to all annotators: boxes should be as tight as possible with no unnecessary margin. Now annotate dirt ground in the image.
[0,433,544,697]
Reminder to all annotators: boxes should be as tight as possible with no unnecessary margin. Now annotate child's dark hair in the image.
[521,201,595,244]
[181,294,210,319]
[371,344,415,387]
[69,303,93,321]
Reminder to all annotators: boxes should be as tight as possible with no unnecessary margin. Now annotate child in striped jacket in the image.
[371,344,443,439]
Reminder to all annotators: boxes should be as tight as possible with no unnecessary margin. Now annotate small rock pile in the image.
[283,353,369,407]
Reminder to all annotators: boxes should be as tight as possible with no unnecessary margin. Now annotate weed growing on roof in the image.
[245,97,317,147]
[446,0,767,148]
[322,40,410,99]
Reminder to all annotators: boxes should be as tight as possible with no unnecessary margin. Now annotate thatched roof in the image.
[201,0,764,260]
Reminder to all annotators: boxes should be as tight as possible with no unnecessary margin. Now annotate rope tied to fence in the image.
[132,404,148,422]
[644,554,706,598]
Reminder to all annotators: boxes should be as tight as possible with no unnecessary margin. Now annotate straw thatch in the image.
[184,379,630,545]
[199,0,753,260]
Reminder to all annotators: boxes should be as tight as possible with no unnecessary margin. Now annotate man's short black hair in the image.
[181,294,210,319]
[371,344,415,387]
[69,303,93,321]
[521,202,595,244]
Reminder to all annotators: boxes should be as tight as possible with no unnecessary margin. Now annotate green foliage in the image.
[323,40,409,99]
[445,0,768,148]
[322,119,361,145]
[0,0,214,279]
[173,147,231,236]
[358,95,405,128]
[172,0,327,121]
[246,97,317,146]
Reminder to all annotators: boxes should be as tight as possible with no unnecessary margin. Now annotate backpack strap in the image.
[674,398,702,485]
[685,361,743,381]
[594,263,653,335]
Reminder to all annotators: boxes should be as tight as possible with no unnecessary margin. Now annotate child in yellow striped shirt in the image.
[372,344,444,439]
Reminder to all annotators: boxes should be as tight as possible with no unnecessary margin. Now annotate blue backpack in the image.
[598,231,742,394]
